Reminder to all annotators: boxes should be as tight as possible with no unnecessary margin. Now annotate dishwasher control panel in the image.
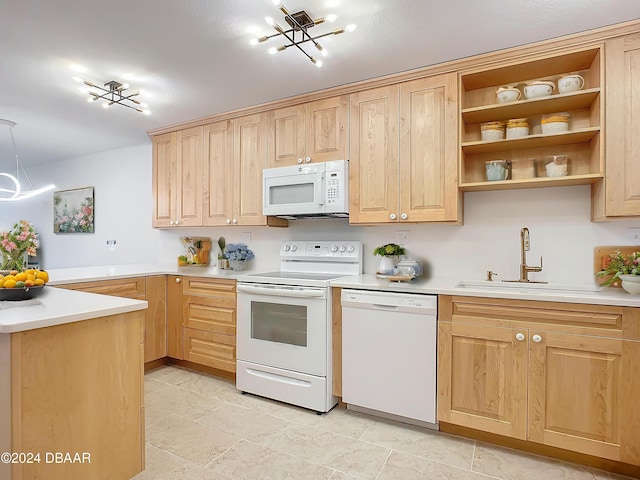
[341,290,437,314]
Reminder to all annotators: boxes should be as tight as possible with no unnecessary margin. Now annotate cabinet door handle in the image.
[169,220,174,225]
[226,219,231,224]
[515,333,525,341]
[174,220,180,225]
[400,213,408,220]
[232,218,238,224]
[304,156,311,163]
[389,213,397,220]
[175,277,181,283]
[532,334,542,343]
[297,158,303,164]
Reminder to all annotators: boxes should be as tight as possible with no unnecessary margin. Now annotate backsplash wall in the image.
[1,144,638,285]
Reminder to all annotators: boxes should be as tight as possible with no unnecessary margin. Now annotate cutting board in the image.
[594,246,639,287]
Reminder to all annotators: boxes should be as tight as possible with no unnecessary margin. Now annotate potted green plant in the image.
[224,243,255,271]
[597,250,640,294]
[374,243,406,275]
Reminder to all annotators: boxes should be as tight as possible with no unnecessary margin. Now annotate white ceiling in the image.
[1,0,639,168]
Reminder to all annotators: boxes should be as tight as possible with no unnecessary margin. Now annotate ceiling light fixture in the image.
[73,77,151,114]
[250,0,357,67]
[0,119,56,202]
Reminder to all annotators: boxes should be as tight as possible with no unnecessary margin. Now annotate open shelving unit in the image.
[458,46,604,191]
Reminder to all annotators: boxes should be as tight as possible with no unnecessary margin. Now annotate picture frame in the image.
[53,186,95,233]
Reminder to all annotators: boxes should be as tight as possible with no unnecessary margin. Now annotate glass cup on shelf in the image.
[536,155,569,177]
[485,160,510,181]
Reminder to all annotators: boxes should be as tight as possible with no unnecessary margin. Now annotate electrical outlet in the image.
[241,232,251,244]
[631,227,640,246]
[107,240,117,252]
[395,230,409,246]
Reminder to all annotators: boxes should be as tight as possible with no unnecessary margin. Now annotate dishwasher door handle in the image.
[371,304,400,311]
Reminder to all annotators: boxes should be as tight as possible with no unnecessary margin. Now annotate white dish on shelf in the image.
[496,86,521,103]
[523,80,555,99]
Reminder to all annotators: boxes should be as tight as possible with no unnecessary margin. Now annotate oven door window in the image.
[251,301,307,347]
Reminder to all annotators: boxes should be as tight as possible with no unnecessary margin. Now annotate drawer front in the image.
[182,277,236,298]
[183,295,236,335]
[57,277,146,299]
[443,296,635,339]
[183,328,236,372]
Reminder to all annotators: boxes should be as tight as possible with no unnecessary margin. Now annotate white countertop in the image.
[0,287,148,334]
[331,274,640,308]
[46,263,244,285]
[28,264,640,308]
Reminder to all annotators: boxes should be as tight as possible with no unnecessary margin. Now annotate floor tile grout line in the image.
[471,440,476,471]
[201,437,244,470]
[374,448,393,480]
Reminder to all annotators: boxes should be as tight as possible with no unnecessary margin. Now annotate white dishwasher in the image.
[341,289,438,428]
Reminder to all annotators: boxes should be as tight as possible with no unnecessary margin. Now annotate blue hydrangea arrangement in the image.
[224,243,255,261]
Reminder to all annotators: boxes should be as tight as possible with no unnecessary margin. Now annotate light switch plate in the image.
[241,232,251,244]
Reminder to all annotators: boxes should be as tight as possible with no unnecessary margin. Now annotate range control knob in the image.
[331,245,339,252]
[283,244,291,251]
[347,245,355,253]
[291,245,297,252]
[339,245,347,252]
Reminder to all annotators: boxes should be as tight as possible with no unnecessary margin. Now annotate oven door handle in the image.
[237,284,326,298]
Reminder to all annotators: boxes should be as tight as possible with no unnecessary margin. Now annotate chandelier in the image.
[73,77,151,114]
[250,0,357,67]
[0,119,56,202]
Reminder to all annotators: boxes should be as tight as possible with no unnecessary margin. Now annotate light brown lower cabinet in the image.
[56,276,167,363]
[437,295,640,466]
[167,276,237,373]
[4,310,144,480]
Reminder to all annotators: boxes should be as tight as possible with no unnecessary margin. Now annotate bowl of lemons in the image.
[0,269,49,301]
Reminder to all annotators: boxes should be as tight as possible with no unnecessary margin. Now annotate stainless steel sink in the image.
[455,280,600,295]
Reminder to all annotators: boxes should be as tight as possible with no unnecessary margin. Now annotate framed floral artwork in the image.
[53,186,95,233]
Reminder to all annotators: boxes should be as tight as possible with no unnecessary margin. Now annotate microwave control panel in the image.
[325,160,348,213]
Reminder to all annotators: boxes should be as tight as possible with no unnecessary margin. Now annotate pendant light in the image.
[0,119,55,202]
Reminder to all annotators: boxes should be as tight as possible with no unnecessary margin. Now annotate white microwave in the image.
[263,160,349,219]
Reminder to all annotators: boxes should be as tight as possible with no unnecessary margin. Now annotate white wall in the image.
[1,144,638,285]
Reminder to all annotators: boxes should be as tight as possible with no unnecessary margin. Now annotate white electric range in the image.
[235,240,362,413]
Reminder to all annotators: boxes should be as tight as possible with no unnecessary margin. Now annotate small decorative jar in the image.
[541,112,571,134]
[481,121,505,142]
[506,118,529,139]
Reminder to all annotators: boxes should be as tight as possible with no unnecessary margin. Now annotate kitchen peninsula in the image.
[0,287,148,480]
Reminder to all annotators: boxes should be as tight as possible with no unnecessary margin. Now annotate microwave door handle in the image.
[315,174,325,205]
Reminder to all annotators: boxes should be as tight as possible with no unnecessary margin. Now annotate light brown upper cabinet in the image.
[592,34,640,220]
[458,46,603,191]
[349,74,460,224]
[152,127,203,227]
[203,114,287,227]
[267,95,348,168]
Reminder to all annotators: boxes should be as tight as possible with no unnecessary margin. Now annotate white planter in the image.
[378,256,396,275]
[229,260,249,271]
[619,274,640,295]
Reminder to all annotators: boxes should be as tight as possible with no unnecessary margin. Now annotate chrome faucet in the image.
[504,227,547,283]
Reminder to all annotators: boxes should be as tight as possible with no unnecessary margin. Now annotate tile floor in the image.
[133,365,637,480]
